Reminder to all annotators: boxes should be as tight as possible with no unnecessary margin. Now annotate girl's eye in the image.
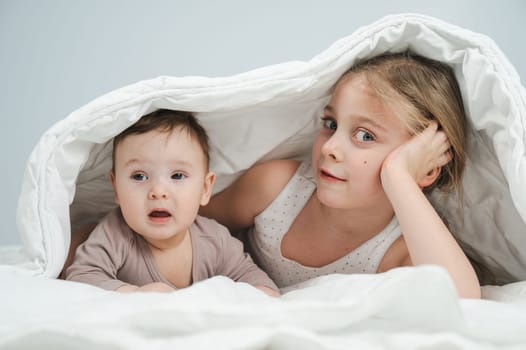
[131,173,148,181]
[322,117,337,131]
[171,173,187,180]
[355,129,375,142]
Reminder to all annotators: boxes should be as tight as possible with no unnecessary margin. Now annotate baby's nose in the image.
[148,183,169,200]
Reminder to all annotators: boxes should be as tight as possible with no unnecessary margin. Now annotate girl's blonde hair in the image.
[341,51,467,197]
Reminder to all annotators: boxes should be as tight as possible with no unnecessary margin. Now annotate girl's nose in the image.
[321,134,343,161]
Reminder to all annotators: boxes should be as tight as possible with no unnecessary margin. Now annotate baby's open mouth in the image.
[149,210,171,218]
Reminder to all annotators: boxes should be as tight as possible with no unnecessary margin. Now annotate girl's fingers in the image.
[438,139,451,155]
[438,150,453,167]
[416,124,452,168]
[426,121,439,132]
[425,127,450,158]
[435,130,452,162]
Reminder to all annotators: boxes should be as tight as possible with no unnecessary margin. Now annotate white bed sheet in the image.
[1,265,526,349]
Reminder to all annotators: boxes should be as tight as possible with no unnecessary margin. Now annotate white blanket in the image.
[2,13,526,349]
[1,266,526,349]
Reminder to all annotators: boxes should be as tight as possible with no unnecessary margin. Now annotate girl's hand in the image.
[379,122,481,299]
[381,122,452,188]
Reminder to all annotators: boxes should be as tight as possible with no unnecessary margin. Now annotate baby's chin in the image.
[138,229,188,248]
[130,223,177,240]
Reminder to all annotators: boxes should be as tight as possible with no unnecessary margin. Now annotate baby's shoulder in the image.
[93,208,135,245]
[191,215,233,250]
[192,215,229,236]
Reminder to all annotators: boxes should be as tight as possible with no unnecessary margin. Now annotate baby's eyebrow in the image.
[170,160,194,168]
[123,158,142,167]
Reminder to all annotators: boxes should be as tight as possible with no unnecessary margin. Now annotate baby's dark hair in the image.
[112,109,210,171]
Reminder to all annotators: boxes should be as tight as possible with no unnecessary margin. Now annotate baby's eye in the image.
[321,117,337,131]
[171,173,187,180]
[355,129,375,142]
[131,172,148,181]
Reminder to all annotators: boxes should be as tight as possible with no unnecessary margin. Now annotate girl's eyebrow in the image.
[323,105,334,113]
[354,115,389,133]
[324,105,388,133]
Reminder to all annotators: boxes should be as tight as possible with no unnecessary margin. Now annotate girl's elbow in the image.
[458,283,481,299]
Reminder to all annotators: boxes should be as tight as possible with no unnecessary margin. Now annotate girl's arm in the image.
[381,123,481,299]
[199,159,300,232]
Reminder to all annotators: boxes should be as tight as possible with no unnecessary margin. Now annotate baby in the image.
[66,109,279,296]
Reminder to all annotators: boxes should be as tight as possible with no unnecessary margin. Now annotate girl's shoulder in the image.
[239,158,302,221]
[245,159,301,189]
[237,158,302,208]
[200,159,302,232]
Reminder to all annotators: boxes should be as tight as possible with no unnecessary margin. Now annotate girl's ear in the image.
[109,171,120,204]
[418,166,441,189]
[200,171,216,206]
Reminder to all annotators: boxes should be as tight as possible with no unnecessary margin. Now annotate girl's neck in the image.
[311,195,395,241]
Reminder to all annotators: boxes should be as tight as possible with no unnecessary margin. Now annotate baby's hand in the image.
[117,282,175,293]
[256,285,281,297]
[381,122,452,188]
[137,282,175,293]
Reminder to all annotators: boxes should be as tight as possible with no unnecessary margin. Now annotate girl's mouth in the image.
[320,169,346,182]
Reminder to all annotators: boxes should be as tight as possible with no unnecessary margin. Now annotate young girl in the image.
[200,51,481,299]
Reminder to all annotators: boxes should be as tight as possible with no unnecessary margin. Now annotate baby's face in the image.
[111,127,214,247]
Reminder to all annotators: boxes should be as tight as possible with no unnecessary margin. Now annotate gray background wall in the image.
[1,0,525,245]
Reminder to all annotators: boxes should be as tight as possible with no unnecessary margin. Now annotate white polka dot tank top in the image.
[246,161,402,288]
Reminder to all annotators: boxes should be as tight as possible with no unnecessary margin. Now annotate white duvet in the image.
[2,267,526,349]
[2,13,526,349]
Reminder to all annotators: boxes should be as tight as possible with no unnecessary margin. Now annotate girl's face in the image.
[311,74,411,211]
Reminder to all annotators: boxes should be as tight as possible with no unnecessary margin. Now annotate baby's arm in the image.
[65,215,173,293]
[65,224,130,291]
[215,224,280,297]
[117,282,174,293]
[60,223,97,279]
[380,123,480,299]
